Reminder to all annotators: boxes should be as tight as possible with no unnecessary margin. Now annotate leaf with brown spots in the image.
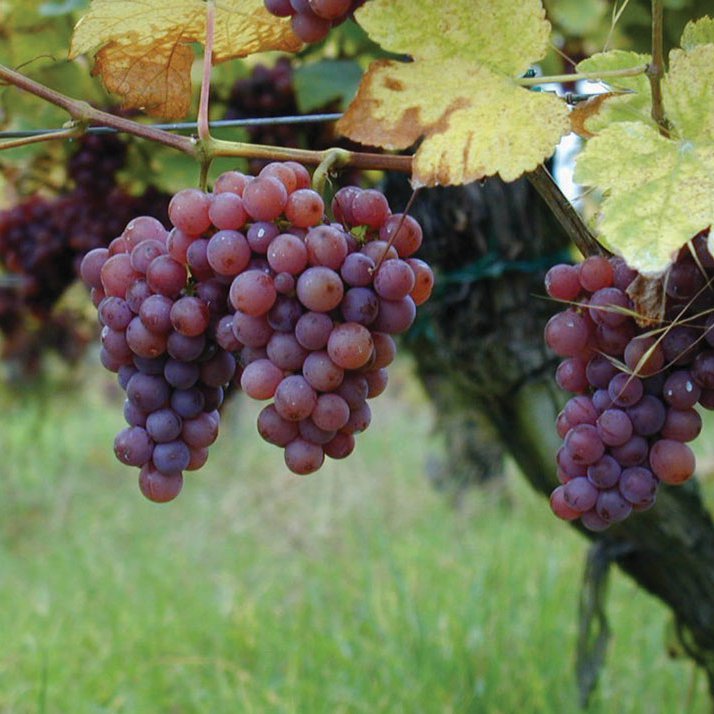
[70,0,301,119]
[570,93,621,138]
[627,274,665,327]
[337,0,570,187]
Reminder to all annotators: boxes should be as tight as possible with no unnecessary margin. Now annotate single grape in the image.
[284,438,325,474]
[139,464,183,503]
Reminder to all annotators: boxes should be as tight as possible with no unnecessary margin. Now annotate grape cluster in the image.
[264,0,367,43]
[0,134,169,311]
[0,134,169,374]
[69,133,128,195]
[80,161,434,501]
[545,234,714,531]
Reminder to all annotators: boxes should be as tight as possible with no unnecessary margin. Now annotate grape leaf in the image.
[575,42,714,276]
[575,51,652,133]
[70,0,302,119]
[680,15,714,49]
[337,0,570,187]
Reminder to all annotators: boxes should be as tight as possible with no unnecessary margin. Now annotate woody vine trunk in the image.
[384,173,714,699]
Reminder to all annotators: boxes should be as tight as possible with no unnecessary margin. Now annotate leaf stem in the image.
[0,125,83,152]
[196,0,216,190]
[0,63,196,156]
[647,0,670,138]
[207,137,413,173]
[527,165,608,258]
[198,0,215,145]
[517,66,648,87]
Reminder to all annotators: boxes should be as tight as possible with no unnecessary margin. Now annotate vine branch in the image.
[0,63,412,174]
[0,63,196,156]
[527,165,607,259]
[198,0,215,145]
[207,137,413,173]
[647,0,670,138]
[0,126,82,152]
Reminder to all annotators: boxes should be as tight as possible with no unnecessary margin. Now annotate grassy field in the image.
[0,356,710,713]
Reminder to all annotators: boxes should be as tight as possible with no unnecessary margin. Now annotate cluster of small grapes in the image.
[68,133,128,196]
[80,214,236,503]
[264,0,366,43]
[0,133,169,312]
[545,234,714,531]
[80,161,434,501]
[0,134,169,374]
[0,293,92,377]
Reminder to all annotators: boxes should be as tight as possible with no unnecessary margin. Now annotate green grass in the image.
[0,359,709,713]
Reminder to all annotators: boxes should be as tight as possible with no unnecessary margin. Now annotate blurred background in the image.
[2,0,714,712]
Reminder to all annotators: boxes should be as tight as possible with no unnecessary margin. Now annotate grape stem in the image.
[516,65,648,87]
[527,166,608,258]
[647,0,671,138]
[311,148,352,193]
[196,0,216,191]
[198,0,215,146]
[206,137,413,173]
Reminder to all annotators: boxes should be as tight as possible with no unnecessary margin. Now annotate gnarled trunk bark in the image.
[386,173,714,695]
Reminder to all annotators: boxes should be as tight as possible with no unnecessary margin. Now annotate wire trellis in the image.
[0,113,345,139]
[0,92,600,140]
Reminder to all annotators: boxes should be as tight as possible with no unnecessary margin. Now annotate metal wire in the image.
[0,113,345,139]
[0,91,602,140]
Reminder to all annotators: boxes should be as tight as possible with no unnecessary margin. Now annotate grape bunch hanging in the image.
[545,230,714,531]
[0,134,169,375]
[80,161,434,502]
[264,0,367,43]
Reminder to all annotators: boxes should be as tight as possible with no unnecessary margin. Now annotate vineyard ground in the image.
[0,355,710,713]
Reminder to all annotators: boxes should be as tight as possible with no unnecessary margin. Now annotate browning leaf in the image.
[627,273,665,326]
[70,0,301,119]
[93,40,194,118]
[338,0,570,187]
[570,92,620,138]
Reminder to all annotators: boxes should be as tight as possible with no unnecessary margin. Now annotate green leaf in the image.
[664,44,714,141]
[575,121,714,276]
[680,15,714,49]
[293,60,363,114]
[576,51,653,132]
[573,39,714,275]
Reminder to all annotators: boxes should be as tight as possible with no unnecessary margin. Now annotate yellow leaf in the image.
[92,40,194,119]
[664,44,714,143]
[575,51,652,133]
[355,0,550,74]
[575,122,714,276]
[338,0,569,187]
[680,15,714,51]
[70,0,301,119]
[340,60,568,186]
